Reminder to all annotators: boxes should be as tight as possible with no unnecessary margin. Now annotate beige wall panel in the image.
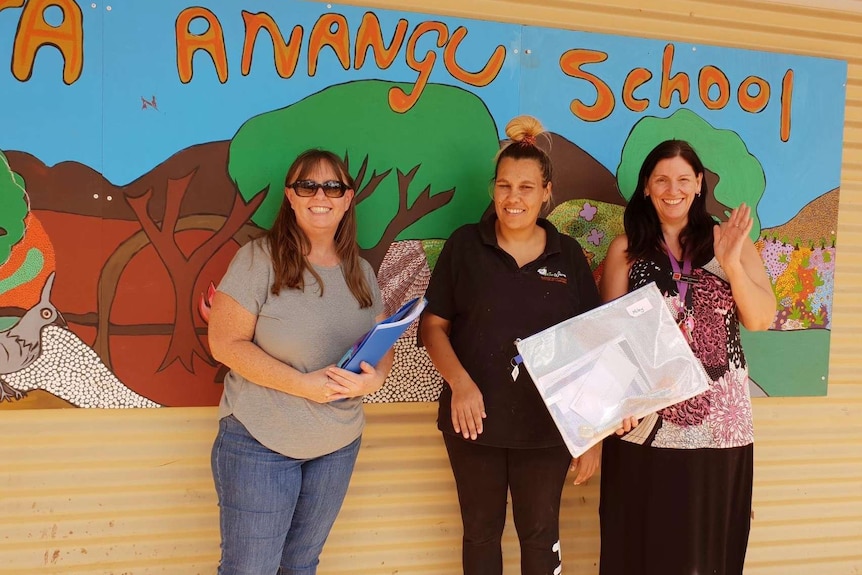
[3,0,862,573]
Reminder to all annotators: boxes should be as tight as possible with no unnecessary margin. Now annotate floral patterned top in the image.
[622,252,754,449]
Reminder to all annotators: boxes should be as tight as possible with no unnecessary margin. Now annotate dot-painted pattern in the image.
[364,240,442,403]
[4,325,161,408]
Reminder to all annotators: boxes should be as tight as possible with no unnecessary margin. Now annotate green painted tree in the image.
[616,109,766,237]
[0,151,28,266]
[228,80,500,270]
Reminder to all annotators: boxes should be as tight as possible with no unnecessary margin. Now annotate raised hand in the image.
[713,203,753,273]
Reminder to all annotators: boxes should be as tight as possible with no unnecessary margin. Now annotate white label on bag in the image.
[626,298,653,317]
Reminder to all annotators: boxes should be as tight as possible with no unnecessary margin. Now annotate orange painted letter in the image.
[389,21,449,114]
[0,1,25,13]
[354,11,407,70]
[176,7,228,83]
[308,13,350,76]
[12,0,83,84]
[780,69,793,142]
[241,11,303,78]
[444,27,505,87]
[559,49,614,122]
[659,44,690,108]
[698,65,730,110]
[622,68,652,112]
[737,76,770,114]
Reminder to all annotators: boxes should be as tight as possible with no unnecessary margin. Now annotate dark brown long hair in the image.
[267,149,373,308]
[623,140,714,263]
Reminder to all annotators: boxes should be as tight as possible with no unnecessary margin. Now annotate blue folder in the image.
[337,296,427,373]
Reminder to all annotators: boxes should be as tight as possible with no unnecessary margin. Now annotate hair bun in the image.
[505,115,545,144]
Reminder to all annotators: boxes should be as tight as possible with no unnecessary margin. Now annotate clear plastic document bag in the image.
[515,282,710,458]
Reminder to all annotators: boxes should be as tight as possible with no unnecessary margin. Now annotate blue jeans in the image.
[212,414,361,575]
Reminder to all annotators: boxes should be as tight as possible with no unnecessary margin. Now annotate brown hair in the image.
[267,149,374,308]
[624,139,713,263]
[495,115,554,212]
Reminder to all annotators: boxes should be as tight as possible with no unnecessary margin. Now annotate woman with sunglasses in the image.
[207,149,393,575]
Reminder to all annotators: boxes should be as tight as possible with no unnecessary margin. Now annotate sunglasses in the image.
[288,179,349,198]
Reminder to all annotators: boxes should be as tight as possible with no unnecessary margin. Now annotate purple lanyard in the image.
[665,246,692,306]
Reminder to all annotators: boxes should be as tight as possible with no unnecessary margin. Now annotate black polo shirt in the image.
[424,214,601,448]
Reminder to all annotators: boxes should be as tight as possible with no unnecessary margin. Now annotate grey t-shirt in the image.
[215,239,383,459]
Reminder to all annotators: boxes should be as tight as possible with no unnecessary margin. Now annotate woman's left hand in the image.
[570,443,602,485]
[614,416,639,436]
[713,203,753,272]
[324,361,387,400]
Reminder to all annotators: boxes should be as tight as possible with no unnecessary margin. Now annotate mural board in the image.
[0,0,847,407]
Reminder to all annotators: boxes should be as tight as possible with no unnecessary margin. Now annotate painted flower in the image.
[810,283,833,328]
[198,282,216,324]
[586,228,604,246]
[759,238,793,280]
[579,202,597,221]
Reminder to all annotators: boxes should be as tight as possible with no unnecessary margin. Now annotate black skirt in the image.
[599,436,754,575]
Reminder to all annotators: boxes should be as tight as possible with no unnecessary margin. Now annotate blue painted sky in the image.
[0,0,847,227]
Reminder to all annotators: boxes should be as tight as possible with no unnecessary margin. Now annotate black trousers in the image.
[443,433,572,575]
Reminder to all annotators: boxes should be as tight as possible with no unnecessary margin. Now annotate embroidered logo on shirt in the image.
[537,267,568,284]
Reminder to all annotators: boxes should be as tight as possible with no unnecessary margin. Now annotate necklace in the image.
[664,245,695,343]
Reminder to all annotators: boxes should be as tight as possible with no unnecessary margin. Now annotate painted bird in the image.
[0,272,66,402]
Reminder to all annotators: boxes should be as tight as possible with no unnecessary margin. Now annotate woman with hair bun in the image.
[421,116,626,574]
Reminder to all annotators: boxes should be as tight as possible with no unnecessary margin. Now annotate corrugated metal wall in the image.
[2,0,861,573]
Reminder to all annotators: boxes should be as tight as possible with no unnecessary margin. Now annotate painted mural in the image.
[0,0,847,408]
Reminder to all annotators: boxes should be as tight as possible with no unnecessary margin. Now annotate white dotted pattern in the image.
[364,240,443,403]
[4,325,161,408]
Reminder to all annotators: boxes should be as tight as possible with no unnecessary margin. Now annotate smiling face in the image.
[493,157,551,234]
[645,155,703,227]
[285,160,354,237]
